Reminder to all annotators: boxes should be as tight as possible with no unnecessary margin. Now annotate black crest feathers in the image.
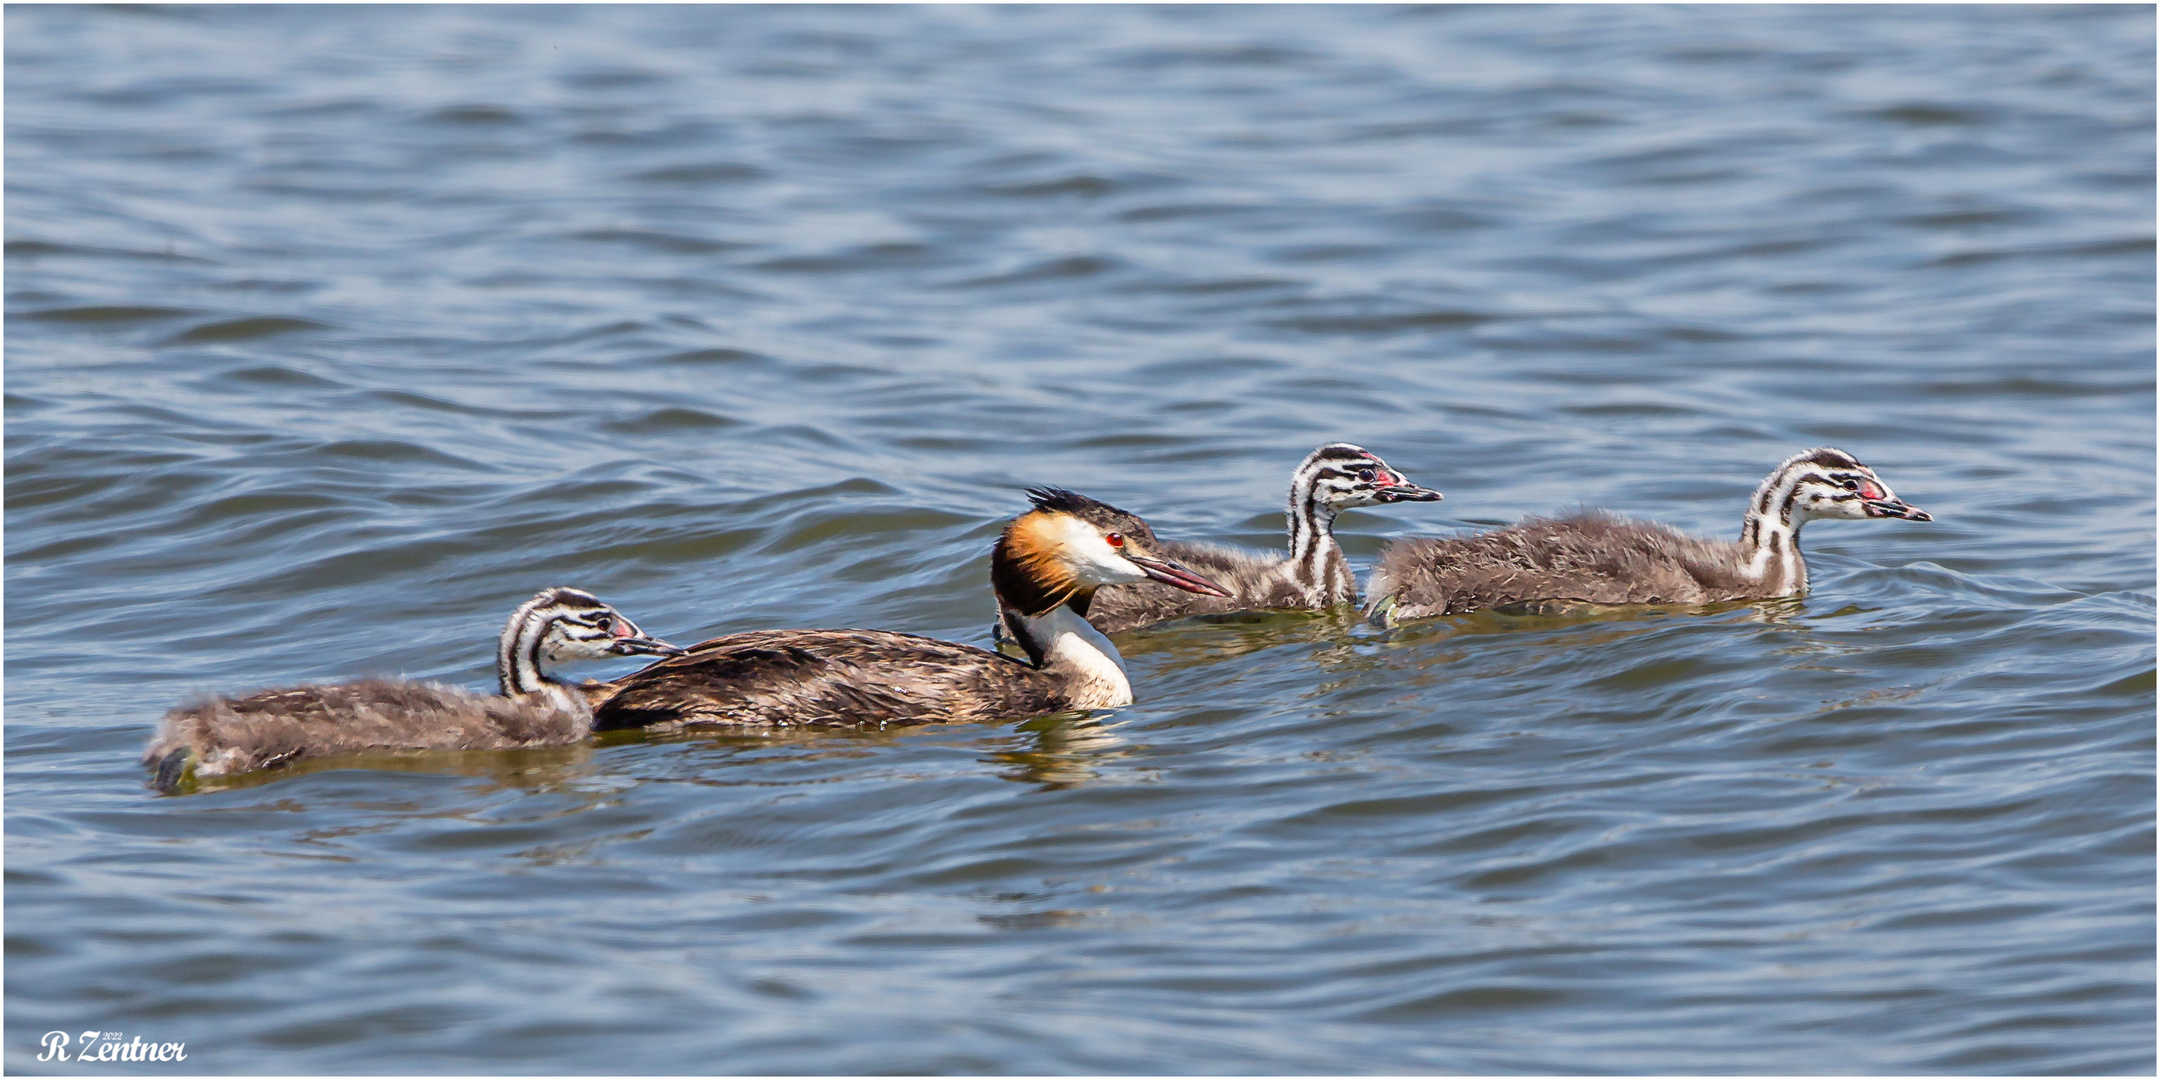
[1026,487,1108,516]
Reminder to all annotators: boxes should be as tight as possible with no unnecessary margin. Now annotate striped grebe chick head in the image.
[525,588,683,663]
[1767,448,1932,525]
[1297,443,1443,510]
[498,588,684,698]
[993,488,1230,617]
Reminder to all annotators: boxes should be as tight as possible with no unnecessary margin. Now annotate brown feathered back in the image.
[1367,513,1767,620]
[588,629,1078,730]
[144,681,591,791]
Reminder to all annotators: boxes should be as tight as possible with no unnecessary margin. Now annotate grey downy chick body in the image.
[144,588,682,791]
[587,488,1230,731]
[1365,448,1931,622]
[1010,444,1441,637]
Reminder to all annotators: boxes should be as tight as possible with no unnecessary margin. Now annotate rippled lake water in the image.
[6,5,2153,1073]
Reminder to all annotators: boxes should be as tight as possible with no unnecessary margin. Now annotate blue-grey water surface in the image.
[6,5,2154,1074]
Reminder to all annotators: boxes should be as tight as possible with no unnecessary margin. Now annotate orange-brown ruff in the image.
[143,588,680,791]
[588,489,1229,730]
[1365,448,1931,621]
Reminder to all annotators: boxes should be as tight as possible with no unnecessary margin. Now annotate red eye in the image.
[1105,532,1124,548]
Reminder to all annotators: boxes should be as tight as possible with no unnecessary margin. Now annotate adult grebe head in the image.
[992,488,1229,618]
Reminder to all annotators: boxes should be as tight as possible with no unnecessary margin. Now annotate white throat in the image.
[1739,470,1812,596]
[1740,516,1803,592]
[1020,605,1134,709]
[519,682,590,713]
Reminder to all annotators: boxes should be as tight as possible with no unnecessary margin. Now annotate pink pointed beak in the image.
[1126,554,1231,597]
[608,618,686,657]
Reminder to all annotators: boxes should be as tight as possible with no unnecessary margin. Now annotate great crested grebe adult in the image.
[1056,443,1442,634]
[144,588,682,791]
[585,488,1230,730]
[1363,447,1931,622]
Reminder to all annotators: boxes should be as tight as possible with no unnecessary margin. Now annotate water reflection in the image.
[596,708,1137,790]
[1109,608,1362,665]
[977,906,1094,931]
[616,723,914,782]
[161,743,602,797]
[982,712,1129,789]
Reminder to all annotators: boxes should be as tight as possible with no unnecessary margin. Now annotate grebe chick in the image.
[587,488,1230,730]
[1082,443,1440,633]
[1364,447,1931,622]
[144,588,683,791]
[996,444,1441,638]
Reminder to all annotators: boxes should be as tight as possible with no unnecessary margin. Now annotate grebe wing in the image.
[590,629,1053,730]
